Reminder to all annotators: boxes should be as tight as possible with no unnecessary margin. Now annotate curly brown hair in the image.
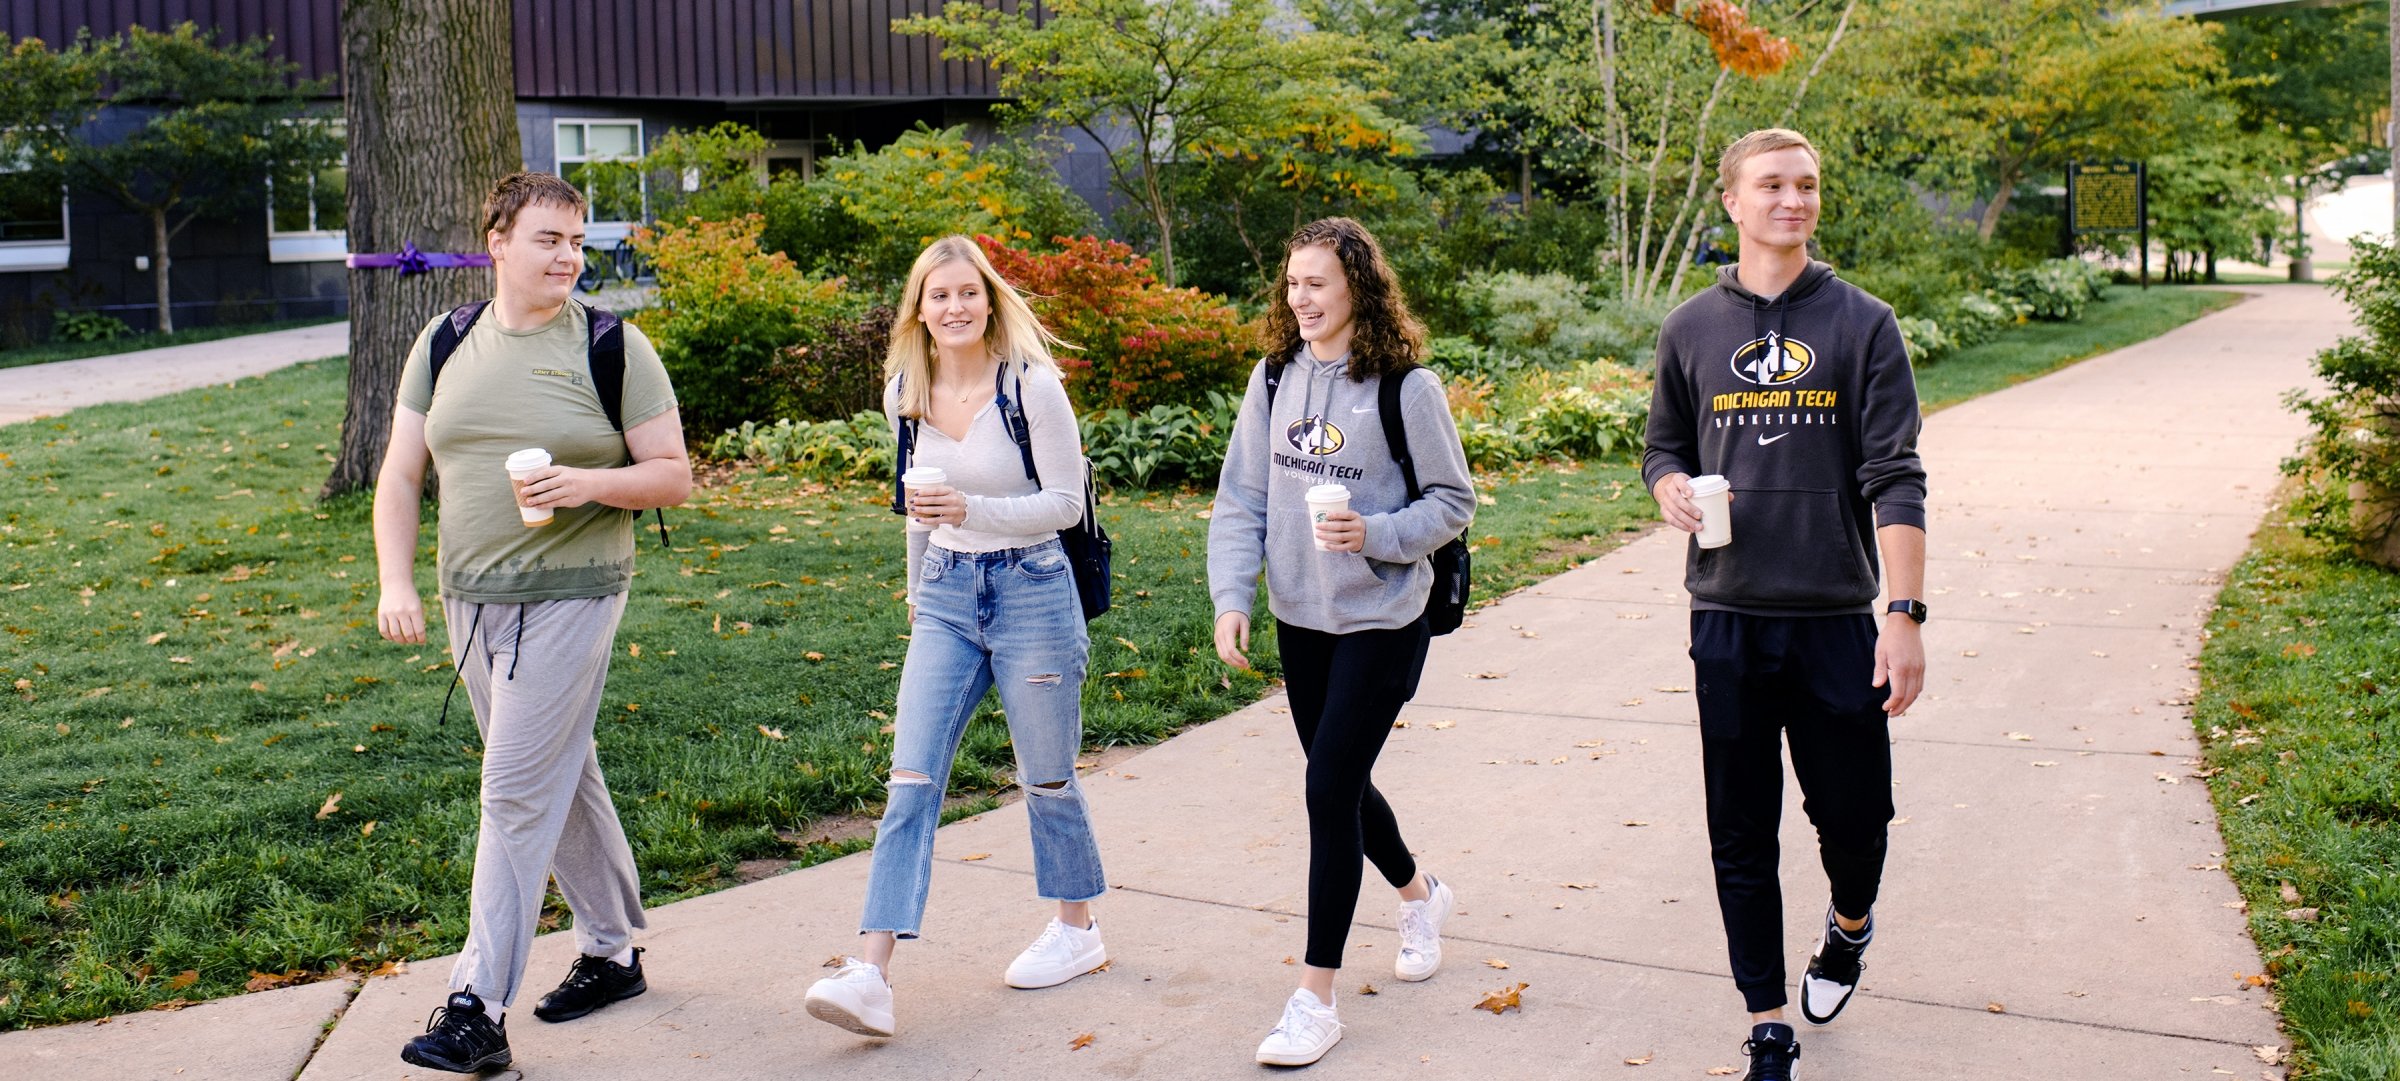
[1261,217,1426,382]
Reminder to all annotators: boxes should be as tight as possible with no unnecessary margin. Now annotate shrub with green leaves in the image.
[632,215,865,434]
[771,305,896,422]
[1084,391,1243,490]
[762,125,1096,289]
[704,413,895,481]
[1425,336,1530,384]
[52,310,130,343]
[1991,259,2110,322]
[2283,237,2400,564]
[1458,270,1667,368]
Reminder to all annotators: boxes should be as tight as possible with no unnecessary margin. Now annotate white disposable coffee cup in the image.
[902,466,949,532]
[1305,483,1351,551]
[505,448,554,527]
[1688,474,1732,549]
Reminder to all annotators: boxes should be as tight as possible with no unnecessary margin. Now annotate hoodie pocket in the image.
[1689,486,1876,607]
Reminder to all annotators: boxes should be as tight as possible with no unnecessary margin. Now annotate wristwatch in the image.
[1886,599,1928,624]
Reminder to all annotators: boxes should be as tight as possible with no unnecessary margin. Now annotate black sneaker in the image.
[1741,1022,1801,1081]
[1798,906,1871,1026]
[399,991,511,1073]
[533,947,648,1022]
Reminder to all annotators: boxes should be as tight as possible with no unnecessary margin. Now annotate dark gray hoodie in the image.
[1641,261,1927,616]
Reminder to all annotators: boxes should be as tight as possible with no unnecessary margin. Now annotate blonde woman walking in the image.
[803,236,1108,1038]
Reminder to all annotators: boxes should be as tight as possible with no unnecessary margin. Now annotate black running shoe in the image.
[1741,1022,1801,1081]
[1798,906,1871,1026]
[399,992,511,1073]
[534,947,648,1022]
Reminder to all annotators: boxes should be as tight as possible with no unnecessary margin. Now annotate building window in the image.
[0,151,68,272]
[268,120,347,263]
[556,119,645,231]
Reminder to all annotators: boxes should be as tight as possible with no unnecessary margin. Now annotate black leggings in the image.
[1277,617,1431,969]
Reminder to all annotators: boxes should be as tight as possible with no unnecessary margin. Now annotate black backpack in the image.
[889,363,1113,621]
[427,299,668,548]
[1263,360,1472,635]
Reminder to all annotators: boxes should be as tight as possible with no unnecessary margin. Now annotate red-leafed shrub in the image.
[975,235,1251,413]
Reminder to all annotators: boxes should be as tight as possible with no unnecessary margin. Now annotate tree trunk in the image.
[324,0,521,500]
[1976,170,2018,241]
[2287,180,2312,283]
[149,207,174,333]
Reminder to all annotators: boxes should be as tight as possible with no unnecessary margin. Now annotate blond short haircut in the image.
[885,236,1071,419]
[1717,128,1821,192]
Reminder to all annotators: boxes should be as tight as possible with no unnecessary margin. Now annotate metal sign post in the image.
[2067,160,2149,289]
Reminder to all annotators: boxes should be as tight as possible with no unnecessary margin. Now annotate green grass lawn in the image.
[2193,510,2400,1081]
[0,317,343,372]
[1914,284,2243,411]
[0,357,1650,1027]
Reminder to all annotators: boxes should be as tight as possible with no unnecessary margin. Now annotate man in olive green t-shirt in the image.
[372,172,691,1075]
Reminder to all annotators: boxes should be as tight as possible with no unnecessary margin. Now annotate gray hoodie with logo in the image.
[1641,261,1927,616]
[1209,351,1477,634]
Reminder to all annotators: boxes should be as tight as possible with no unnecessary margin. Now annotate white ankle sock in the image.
[609,946,635,966]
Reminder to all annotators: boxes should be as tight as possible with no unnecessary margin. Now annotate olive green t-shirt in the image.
[397,303,677,603]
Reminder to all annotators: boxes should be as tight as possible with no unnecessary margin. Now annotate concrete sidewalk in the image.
[0,321,346,425]
[1,286,2343,1079]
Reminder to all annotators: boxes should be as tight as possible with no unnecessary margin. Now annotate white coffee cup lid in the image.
[505,448,551,472]
[902,466,948,484]
[1306,483,1350,502]
[1687,474,1729,497]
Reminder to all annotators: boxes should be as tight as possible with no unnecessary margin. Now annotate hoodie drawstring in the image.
[508,603,526,681]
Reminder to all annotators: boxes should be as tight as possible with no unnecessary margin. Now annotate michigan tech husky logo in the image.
[1287,415,1345,456]
[1731,332,1815,385]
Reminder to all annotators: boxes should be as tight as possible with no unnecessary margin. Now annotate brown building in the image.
[0,1,1085,341]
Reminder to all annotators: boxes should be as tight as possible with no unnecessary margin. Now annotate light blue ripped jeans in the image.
[859,539,1107,937]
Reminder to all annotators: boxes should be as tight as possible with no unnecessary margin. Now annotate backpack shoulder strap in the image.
[1263,358,1287,409]
[581,301,628,432]
[997,361,1041,485]
[426,300,491,390]
[1380,365,1422,502]
[890,373,917,516]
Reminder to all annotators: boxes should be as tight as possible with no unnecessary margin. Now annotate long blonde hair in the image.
[885,235,1069,419]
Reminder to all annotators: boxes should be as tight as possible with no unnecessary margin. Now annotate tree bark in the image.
[323,0,521,500]
[1976,169,2018,241]
[149,207,174,333]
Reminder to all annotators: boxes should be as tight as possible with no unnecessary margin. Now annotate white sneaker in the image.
[1256,988,1342,1067]
[803,958,896,1037]
[1394,873,1454,982]
[1004,917,1109,989]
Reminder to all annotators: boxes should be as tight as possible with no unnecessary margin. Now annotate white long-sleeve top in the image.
[887,362,1086,604]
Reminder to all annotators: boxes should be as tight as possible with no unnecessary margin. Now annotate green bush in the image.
[1896,315,1957,364]
[1523,383,1649,460]
[1991,259,2110,322]
[761,125,1096,289]
[703,413,894,481]
[632,215,865,434]
[1459,271,1668,368]
[2283,236,2400,560]
[1425,336,1530,384]
[52,310,130,343]
[1083,391,1243,490]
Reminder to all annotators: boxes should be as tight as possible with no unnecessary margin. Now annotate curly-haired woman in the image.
[1207,217,1477,1066]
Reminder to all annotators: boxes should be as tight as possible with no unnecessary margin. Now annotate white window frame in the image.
[267,118,348,264]
[0,140,69,272]
[555,118,646,246]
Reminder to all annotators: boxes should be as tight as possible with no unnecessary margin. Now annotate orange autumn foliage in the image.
[1651,0,1796,77]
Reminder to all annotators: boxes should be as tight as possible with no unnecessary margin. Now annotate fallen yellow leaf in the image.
[315,792,343,819]
[1624,1052,1652,1065]
[1069,1032,1095,1050]
[1475,982,1527,1014]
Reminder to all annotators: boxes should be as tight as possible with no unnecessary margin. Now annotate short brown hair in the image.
[1262,217,1426,382]
[1717,128,1820,191]
[482,172,587,237]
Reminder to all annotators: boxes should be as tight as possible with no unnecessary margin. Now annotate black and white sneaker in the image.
[399,991,511,1073]
[1798,905,1872,1026]
[534,947,648,1022]
[1741,1021,1801,1081]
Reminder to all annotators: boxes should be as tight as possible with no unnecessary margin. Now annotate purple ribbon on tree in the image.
[346,242,492,275]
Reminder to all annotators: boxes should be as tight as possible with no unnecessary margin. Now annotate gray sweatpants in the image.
[442,592,648,1007]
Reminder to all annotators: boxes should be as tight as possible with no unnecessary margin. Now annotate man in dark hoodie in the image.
[1642,128,1927,1081]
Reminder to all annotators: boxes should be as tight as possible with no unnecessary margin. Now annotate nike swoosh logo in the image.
[1351,405,1377,413]
[1757,432,1791,445]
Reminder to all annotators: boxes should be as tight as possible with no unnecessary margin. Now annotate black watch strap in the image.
[1887,599,1927,623]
